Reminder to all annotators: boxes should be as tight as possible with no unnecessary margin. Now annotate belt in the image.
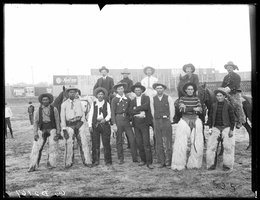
[66,120,81,126]
[134,116,145,119]
[67,116,82,122]
[116,113,126,117]
[155,115,169,119]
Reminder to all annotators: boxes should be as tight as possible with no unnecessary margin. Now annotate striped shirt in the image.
[179,96,201,115]
[215,102,224,126]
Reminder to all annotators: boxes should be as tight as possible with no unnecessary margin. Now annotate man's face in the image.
[101,69,108,77]
[134,87,142,97]
[68,90,77,100]
[123,73,128,79]
[185,66,193,75]
[216,93,225,102]
[146,68,153,76]
[226,65,234,73]
[185,85,194,96]
[117,86,125,95]
[42,97,50,107]
[97,91,104,101]
[155,86,164,95]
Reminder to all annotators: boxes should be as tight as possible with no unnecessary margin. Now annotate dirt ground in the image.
[5,99,255,198]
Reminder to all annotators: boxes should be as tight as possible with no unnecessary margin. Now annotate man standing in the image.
[5,103,14,139]
[119,68,134,97]
[111,82,138,164]
[129,82,154,169]
[28,93,61,172]
[60,86,92,168]
[88,87,112,166]
[150,83,175,168]
[93,66,114,102]
[219,61,246,129]
[141,66,158,99]
[28,101,35,125]
[206,89,236,171]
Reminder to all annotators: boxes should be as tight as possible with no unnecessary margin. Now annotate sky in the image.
[4,4,252,85]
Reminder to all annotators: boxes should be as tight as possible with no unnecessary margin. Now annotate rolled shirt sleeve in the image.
[168,96,175,123]
[105,102,111,122]
[150,97,154,118]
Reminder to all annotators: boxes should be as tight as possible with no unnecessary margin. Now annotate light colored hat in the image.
[143,66,155,75]
[121,68,131,74]
[152,83,167,90]
[66,85,79,93]
[224,61,239,70]
[182,63,195,73]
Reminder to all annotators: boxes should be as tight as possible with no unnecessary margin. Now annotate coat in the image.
[221,71,241,94]
[93,76,114,96]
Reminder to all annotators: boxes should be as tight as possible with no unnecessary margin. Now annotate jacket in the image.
[93,76,114,95]
[221,71,241,94]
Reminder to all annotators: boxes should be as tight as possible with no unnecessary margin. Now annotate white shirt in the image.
[88,100,111,128]
[134,95,146,118]
[141,76,158,97]
[5,107,13,118]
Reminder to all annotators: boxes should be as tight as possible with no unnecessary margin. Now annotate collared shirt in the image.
[141,76,158,97]
[5,107,12,118]
[134,95,146,117]
[60,98,85,128]
[33,105,60,134]
[102,75,108,80]
[111,94,131,124]
[150,94,175,123]
[88,100,111,128]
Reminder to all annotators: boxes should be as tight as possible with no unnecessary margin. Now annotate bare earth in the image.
[5,100,255,198]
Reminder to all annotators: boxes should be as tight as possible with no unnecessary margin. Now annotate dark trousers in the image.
[115,115,138,162]
[133,118,153,164]
[154,118,173,166]
[29,114,34,125]
[91,123,112,164]
[5,117,13,138]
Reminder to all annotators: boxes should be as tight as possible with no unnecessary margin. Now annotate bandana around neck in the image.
[116,94,127,102]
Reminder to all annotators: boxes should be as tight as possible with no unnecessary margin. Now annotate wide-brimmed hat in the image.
[182,82,197,93]
[143,66,155,75]
[214,89,227,96]
[99,66,109,73]
[183,63,195,73]
[121,68,131,74]
[113,82,127,90]
[93,87,108,97]
[66,85,79,93]
[131,82,146,92]
[152,83,167,90]
[224,61,239,70]
[38,93,54,104]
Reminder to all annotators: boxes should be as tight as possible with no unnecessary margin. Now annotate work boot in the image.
[147,164,154,169]
[28,167,35,172]
[157,164,166,168]
[138,161,146,166]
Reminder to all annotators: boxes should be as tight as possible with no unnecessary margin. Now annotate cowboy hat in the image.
[224,61,239,70]
[214,89,227,96]
[38,93,54,104]
[182,82,197,93]
[121,68,131,74]
[152,83,167,90]
[131,82,146,92]
[99,66,109,73]
[182,63,195,73]
[66,85,79,93]
[93,87,108,97]
[143,66,155,75]
[113,82,127,90]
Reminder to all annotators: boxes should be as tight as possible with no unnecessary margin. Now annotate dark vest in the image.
[38,105,56,130]
[153,94,170,119]
[212,100,231,128]
[92,100,108,126]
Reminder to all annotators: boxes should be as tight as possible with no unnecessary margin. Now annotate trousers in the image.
[29,114,34,125]
[5,117,13,138]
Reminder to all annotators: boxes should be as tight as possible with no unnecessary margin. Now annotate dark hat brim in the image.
[113,82,127,90]
[38,93,54,104]
[152,83,167,90]
[131,84,146,92]
[182,82,197,93]
[224,63,239,70]
[93,87,108,97]
[183,64,195,73]
[143,66,155,75]
[214,89,227,96]
[99,67,109,73]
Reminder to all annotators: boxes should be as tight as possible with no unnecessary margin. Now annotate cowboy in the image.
[28,101,35,125]
[28,93,61,172]
[111,82,138,164]
[60,86,92,168]
[141,66,158,99]
[219,61,246,129]
[171,82,204,170]
[5,102,14,139]
[206,89,236,171]
[88,87,112,166]
[150,83,174,168]
[129,82,154,169]
[93,66,115,102]
[173,63,200,123]
[120,68,134,96]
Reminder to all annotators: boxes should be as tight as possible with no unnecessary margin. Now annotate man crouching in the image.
[60,86,92,168]
[28,93,61,172]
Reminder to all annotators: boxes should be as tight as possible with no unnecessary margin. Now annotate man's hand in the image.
[193,107,202,112]
[112,124,118,133]
[228,130,233,138]
[54,133,61,141]
[100,119,106,124]
[208,128,212,135]
[34,134,39,141]
[63,129,69,140]
[89,127,93,133]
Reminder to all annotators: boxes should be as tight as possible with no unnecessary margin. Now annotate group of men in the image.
[25,61,245,172]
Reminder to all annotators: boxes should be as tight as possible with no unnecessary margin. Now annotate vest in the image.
[38,105,56,130]
[92,100,108,126]
[153,94,170,119]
